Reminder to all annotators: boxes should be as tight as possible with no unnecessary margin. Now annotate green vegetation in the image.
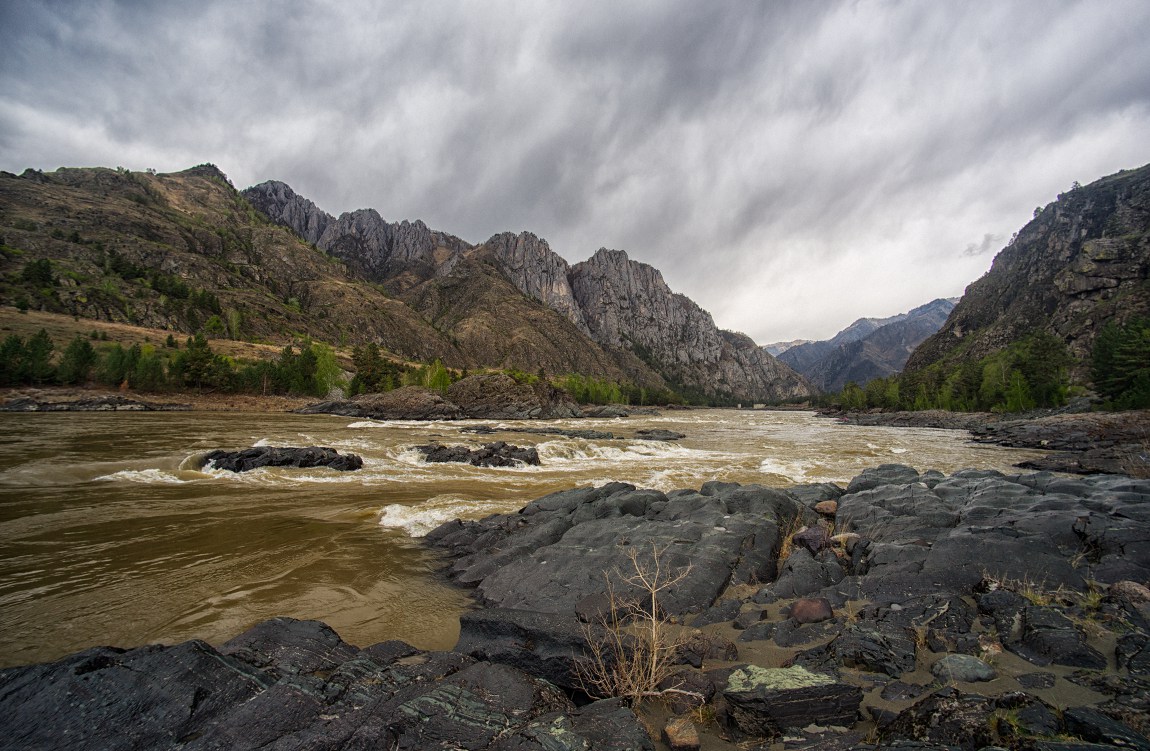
[1092,317,1150,409]
[827,321,1150,414]
[0,329,345,397]
[823,331,1075,413]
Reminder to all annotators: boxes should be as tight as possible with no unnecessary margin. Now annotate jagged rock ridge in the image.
[243,182,811,402]
[904,162,1150,379]
[779,299,957,391]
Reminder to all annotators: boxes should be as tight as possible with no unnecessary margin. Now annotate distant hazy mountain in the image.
[775,299,957,391]
[762,339,813,356]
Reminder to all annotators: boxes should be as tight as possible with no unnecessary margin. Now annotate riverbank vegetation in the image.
[0,316,686,407]
[821,323,1150,413]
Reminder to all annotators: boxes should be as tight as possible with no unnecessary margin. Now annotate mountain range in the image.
[772,298,957,392]
[0,164,811,404]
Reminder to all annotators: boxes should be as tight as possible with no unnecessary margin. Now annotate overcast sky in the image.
[3,1,1149,342]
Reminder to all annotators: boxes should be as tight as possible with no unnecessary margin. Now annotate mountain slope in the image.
[779,298,956,390]
[904,163,1150,379]
[244,182,811,403]
[0,165,466,363]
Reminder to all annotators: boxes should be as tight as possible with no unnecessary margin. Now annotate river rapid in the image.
[0,409,1050,668]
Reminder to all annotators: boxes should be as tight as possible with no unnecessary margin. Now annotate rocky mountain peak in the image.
[244,180,333,247]
[478,231,588,333]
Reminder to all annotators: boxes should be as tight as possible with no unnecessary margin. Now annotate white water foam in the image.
[95,468,193,484]
[757,457,813,483]
[378,495,516,537]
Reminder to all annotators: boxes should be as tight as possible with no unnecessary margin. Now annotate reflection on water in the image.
[0,409,1049,668]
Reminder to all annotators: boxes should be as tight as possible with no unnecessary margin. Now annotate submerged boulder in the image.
[414,441,541,467]
[201,446,363,472]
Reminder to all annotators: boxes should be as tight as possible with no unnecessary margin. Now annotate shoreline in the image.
[3,464,1148,749]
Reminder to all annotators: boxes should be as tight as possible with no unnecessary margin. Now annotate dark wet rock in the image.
[447,373,582,420]
[299,385,464,420]
[1016,671,1057,689]
[0,640,269,751]
[736,622,777,643]
[634,429,686,441]
[386,661,573,750]
[881,681,929,702]
[465,424,617,440]
[1062,706,1150,751]
[1118,632,1150,675]
[723,665,862,737]
[582,404,631,418]
[219,617,359,677]
[733,609,767,630]
[1013,605,1107,669]
[201,446,363,472]
[770,548,845,598]
[771,618,841,648]
[692,598,742,627]
[0,395,191,411]
[0,616,642,751]
[930,654,997,683]
[792,623,917,678]
[845,463,922,493]
[454,608,592,692]
[427,480,810,618]
[674,632,738,668]
[414,440,541,467]
[880,689,1060,751]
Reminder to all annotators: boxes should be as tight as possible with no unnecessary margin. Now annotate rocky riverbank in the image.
[3,464,1148,749]
[826,408,1150,478]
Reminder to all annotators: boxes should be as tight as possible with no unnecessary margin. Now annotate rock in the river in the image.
[634,429,686,441]
[0,395,191,411]
[414,441,541,467]
[300,385,464,420]
[447,373,581,419]
[201,446,363,472]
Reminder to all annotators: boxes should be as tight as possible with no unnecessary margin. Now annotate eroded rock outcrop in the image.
[570,249,811,402]
[0,617,652,751]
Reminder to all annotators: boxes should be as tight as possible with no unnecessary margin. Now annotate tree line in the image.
[0,330,342,398]
[823,322,1150,413]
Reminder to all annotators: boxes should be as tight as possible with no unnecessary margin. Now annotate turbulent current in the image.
[0,409,1050,668]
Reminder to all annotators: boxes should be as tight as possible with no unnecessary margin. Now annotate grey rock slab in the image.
[930,654,997,683]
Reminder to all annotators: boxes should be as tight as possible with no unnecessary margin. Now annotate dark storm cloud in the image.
[3,1,1149,341]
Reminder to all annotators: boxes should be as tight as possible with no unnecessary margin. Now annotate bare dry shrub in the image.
[576,544,704,705]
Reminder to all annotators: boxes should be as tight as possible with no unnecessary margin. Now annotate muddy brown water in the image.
[0,409,1050,668]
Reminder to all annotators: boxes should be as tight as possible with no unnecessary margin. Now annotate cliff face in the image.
[904,163,1150,377]
[781,299,956,391]
[570,249,811,401]
[244,184,811,403]
[473,232,589,334]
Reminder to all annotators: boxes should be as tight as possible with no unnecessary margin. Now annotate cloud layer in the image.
[3,1,1149,341]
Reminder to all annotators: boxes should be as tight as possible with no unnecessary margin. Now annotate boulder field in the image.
[2,464,1149,750]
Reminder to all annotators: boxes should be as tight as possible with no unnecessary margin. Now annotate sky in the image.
[2,1,1149,343]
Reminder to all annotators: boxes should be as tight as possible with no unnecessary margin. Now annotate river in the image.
[0,409,1049,668]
